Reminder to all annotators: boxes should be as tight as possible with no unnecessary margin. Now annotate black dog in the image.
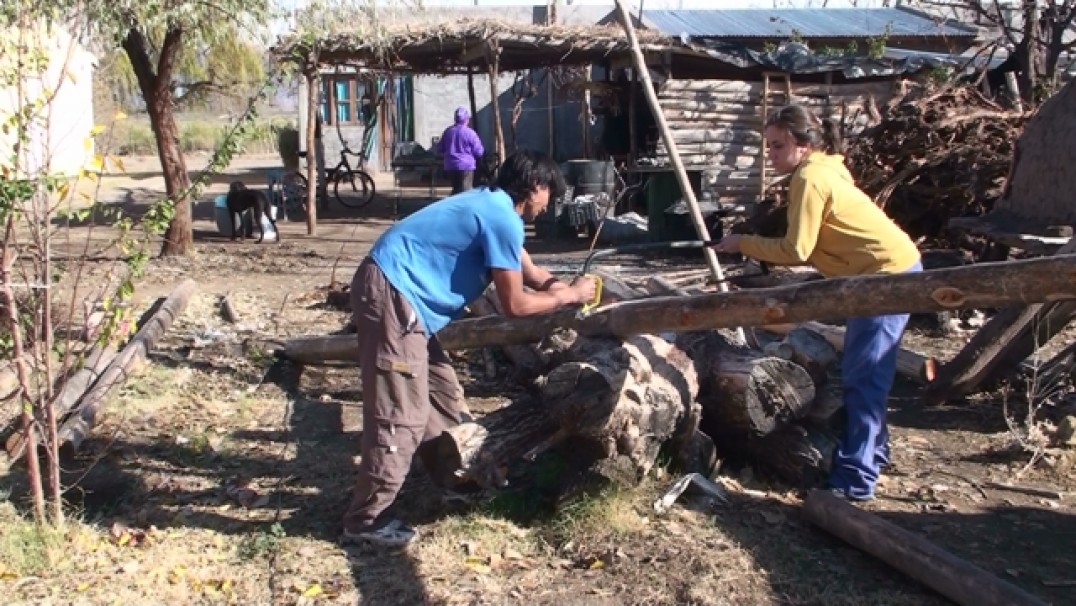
[226,181,279,243]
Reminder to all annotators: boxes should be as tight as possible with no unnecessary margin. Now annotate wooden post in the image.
[487,44,506,163]
[582,68,592,158]
[760,73,770,198]
[628,69,638,162]
[611,0,743,343]
[803,489,1049,606]
[304,69,319,236]
[467,67,478,127]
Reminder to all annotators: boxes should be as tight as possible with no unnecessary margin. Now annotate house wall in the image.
[0,26,95,177]
[301,69,604,176]
[650,77,903,205]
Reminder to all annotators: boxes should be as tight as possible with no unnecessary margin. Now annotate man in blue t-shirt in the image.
[342,150,596,547]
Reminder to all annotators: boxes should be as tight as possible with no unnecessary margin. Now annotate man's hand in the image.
[711,235,743,254]
[566,275,597,305]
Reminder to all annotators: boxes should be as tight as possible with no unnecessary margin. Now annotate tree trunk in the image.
[993,69,1076,225]
[280,255,1076,365]
[122,27,193,257]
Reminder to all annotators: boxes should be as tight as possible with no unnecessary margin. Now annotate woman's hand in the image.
[711,235,743,254]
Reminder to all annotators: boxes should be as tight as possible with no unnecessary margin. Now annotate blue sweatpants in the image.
[829,261,922,500]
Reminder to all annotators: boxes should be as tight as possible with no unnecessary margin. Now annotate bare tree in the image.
[916,0,1076,101]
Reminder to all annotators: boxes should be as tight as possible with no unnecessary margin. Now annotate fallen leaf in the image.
[168,566,187,584]
[464,556,491,575]
[303,583,324,598]
[77,581,91,592]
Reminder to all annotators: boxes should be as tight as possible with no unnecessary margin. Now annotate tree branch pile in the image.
[845,85,1029,240]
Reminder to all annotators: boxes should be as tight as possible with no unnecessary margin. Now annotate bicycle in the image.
[289,145,377,211]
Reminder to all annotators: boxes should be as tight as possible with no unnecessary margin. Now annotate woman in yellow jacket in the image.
[713,105,922,501]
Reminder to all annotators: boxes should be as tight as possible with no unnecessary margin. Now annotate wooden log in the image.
[762,321,937,385]
[781,327,839,386]
[5,345,117,461]
[925,238,1076,401]
[279,255,1076,365]
[678,330,815,438]
[803,489,1050,606]
[57,279,197,450]
[660,79,897,98]
[426,395,557,489]
[657,142,763,156]
[926,299,1076,402]
[428,334,699,489]
[665,129,763,146]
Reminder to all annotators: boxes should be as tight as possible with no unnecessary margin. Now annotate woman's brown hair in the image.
[765,104,843,155]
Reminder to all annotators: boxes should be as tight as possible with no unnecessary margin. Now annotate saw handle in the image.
[579,274,603,314]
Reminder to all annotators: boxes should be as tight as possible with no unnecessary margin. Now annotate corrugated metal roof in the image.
[642,7,978,39]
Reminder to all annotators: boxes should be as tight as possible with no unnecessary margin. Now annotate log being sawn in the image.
[279,255,1076,365]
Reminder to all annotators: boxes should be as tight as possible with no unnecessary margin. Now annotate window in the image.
[318,75,373,126]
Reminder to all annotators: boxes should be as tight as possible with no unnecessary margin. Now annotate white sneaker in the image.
[341,519,418,547]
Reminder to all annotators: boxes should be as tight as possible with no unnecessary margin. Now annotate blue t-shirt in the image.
[370,188,524,335]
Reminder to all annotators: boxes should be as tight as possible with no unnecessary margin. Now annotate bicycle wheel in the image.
[333,170,377,210]
[281,171,309,218]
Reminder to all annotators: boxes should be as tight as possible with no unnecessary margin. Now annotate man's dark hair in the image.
[493,150,566,204]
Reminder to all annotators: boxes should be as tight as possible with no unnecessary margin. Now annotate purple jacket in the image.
[438,123,484,171]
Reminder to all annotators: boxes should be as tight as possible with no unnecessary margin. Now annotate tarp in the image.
[684,39,953,79]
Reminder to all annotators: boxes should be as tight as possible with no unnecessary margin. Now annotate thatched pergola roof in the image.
[272,18,680,74]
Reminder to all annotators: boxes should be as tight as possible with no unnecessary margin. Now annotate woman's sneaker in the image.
[341,519,418,547]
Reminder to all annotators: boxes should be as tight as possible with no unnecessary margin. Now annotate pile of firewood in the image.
[845,84,1029,240]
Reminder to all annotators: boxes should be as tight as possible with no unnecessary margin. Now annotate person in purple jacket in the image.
[437,107,485,194]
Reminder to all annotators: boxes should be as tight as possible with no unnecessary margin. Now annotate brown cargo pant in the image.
[342,257,468,533]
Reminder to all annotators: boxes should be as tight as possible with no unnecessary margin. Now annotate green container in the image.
[645,170,702,241]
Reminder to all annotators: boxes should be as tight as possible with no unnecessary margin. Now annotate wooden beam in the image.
[278,255,1076,365]
[304,71,318,236]
[611,0,742,344]
[803,489,1049,606]
[460,40,493,66]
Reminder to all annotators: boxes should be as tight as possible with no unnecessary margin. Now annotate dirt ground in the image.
[1,153,1075,606]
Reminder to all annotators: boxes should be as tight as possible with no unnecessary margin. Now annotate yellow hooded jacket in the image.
[740,152,920,278]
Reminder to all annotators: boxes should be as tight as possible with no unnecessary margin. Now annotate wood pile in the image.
[280,256,1076,498]
[845,85,1028,240]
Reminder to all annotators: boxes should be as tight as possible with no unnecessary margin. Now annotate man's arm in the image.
[490,250,594,317]
[520,249,566,292]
